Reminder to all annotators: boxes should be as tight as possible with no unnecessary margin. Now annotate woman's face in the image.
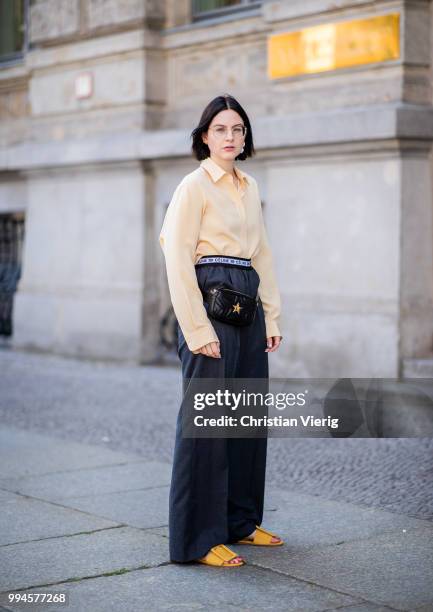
[202,109,246,163]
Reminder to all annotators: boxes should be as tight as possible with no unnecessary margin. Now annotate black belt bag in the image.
[204,285,259,327]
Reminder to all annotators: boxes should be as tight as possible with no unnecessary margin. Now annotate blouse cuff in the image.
[264,318,282,340]
[184,324,220,352]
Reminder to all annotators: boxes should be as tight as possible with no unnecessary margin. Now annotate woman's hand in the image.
[265,336,282,353]
[192,340,221,358]
[192,337,282,356]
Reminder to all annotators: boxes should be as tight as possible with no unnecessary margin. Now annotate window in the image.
[0,0,29,65]
[0,212,25,338]
[192,0,261,21]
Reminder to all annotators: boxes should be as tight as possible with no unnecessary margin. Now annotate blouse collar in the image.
[200,156,249,186]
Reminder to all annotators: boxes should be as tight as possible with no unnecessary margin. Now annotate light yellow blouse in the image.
[159,155,282,352]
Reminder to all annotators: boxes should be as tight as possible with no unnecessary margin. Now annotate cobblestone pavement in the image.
[1,348,432,522]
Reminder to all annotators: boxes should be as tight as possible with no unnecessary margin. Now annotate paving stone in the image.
[267,437,433,521]
[51,486,169,529]
[145,526,169,538]
[0,489,118,546]
[328,606,398,612]
[0,460,172,502]
[0,489,13,502]
[2,350,433,521]
[0,563,360,612]
[1,347,432,611]
[240,526,433,610]
[0,527,168,592]
[259,487,433,551]
[0,426,143,479]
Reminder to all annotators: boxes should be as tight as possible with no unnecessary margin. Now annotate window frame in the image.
[0,0,30,67]
[191,0,262,22]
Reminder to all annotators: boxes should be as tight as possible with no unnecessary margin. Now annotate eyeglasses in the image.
[208,125,247,139]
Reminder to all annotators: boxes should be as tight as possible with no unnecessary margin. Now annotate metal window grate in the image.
[0,213,25,337]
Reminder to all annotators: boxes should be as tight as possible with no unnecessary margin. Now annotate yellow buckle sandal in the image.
[237,525,284,546]
[197,544,245,567]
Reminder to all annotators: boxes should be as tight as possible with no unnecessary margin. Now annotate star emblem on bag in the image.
[232,302,242,314]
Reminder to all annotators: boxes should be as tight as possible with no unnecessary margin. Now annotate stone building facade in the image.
[0,0,432,377]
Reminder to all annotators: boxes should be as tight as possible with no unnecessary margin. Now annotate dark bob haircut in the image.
[191,93,255,162]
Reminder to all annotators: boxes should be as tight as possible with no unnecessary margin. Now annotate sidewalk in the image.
[0,425,432,612]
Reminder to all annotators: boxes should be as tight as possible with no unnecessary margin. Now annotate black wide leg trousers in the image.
[169,259,269,563]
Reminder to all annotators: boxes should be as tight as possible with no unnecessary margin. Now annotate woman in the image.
[159,94,283,568]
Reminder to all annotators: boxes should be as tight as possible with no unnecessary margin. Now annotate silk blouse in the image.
[159,155,282,352]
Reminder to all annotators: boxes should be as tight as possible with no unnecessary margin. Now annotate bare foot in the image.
[228,555,244,564]
[198,551,244,564]
[245,528,282,544]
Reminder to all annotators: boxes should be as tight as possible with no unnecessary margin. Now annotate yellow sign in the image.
[268,13,400,79]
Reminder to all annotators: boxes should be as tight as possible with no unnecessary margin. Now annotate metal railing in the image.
[0,213,25,337]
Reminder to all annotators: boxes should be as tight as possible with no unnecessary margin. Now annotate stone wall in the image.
[0,0,432,376]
